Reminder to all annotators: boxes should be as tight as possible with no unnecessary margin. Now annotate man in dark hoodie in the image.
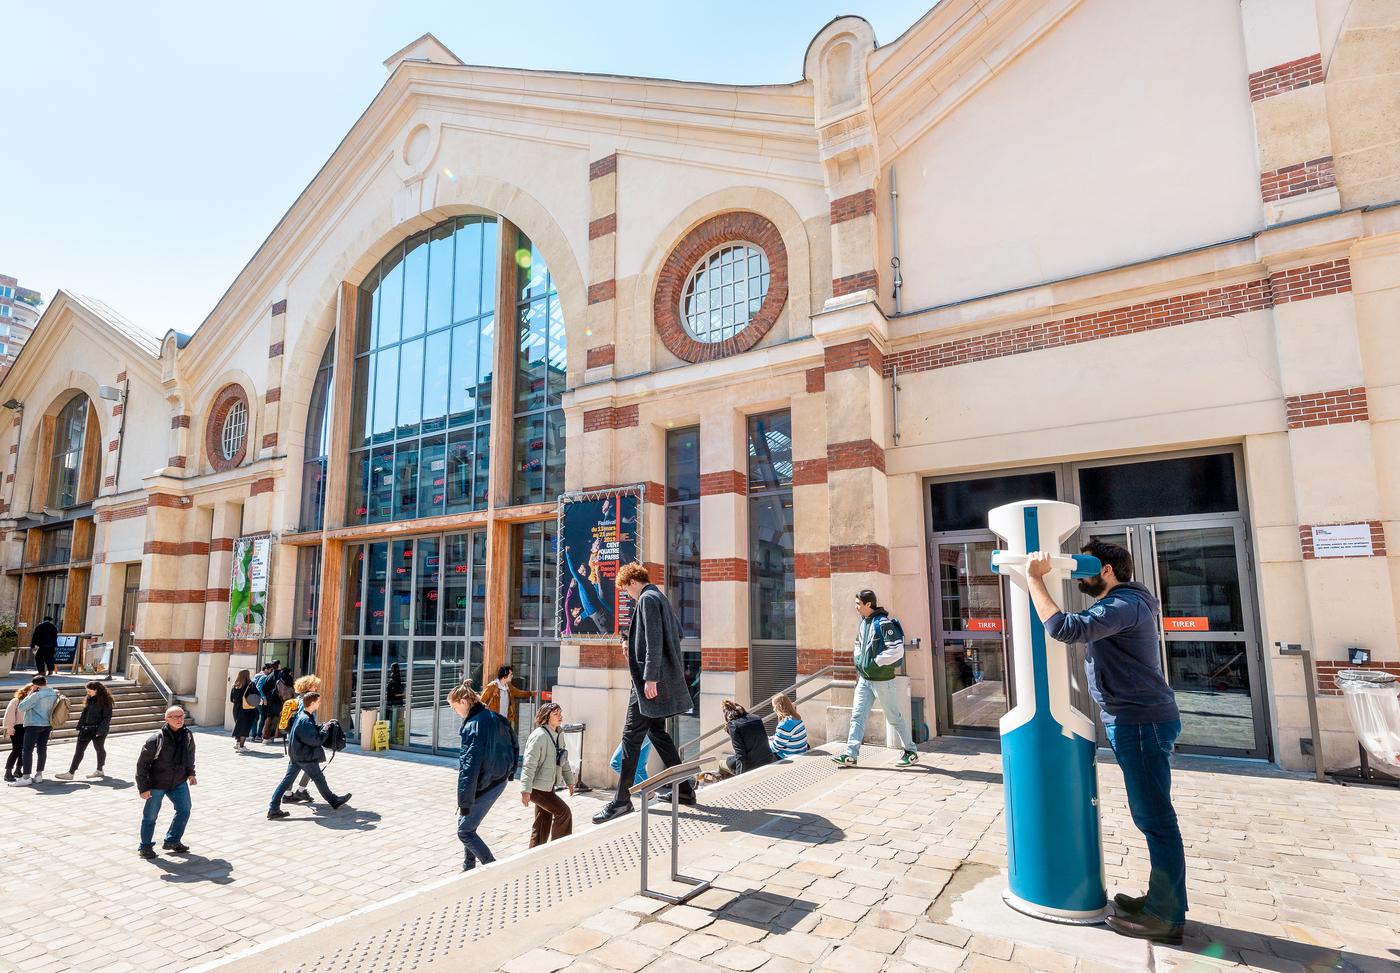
[1026,538,1184,944]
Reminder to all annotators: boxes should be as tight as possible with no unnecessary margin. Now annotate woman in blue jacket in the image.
[449,682,518,871]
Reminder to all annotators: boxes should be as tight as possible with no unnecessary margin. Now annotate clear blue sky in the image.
[2,1,932,339]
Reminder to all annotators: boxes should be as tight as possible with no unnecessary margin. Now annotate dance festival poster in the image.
[555,486,643,641]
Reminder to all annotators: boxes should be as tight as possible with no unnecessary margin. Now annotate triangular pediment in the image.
[383,33,464,74]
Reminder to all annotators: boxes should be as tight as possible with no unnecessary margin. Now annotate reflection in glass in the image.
[512,231,566,504]
[389,540,413,636]
[665,427,702,640]
[1078,454,1238,522]
[1167,639,1255,751]
[748,412,795,651]
[935,540,1009,731]
[299,337,334,530]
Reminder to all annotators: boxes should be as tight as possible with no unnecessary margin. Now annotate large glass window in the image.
[49,394,90,509]
[510,519,559,637]
[748,411,795,705]
[512,233,566,505]
[665,428,701,639]
[299,338,334,531]
[682,243,770,344]
[350,217,499,525]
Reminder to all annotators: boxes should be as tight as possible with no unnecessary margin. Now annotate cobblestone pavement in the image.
[0,728,611,973]
[483,743,1400,973]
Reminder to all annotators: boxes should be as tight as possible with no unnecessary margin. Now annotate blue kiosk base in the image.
[1002,889,1108,926]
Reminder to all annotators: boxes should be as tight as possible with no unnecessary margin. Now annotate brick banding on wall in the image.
[267,342,284,358]
[210,537,235,552]
[832,269,878,298]
[266,387,281,404]
[1316,660,1400,696]
[271,299,288,316]
[137,638,203,654]
[830,189,877,225]
[830,544,891,574]
[589,154,618,180]
[107,439,119,452]
[792,458,828,486]
[581,404,640,432]
[1285,387,1368,429]
[700,557,749,582]
[250,477,275,496]
[93,552,106,564]
[116,371,127,382]
[144,541,211,556]
[703,647,749,672]
[586,345,616,369]
[147,493,188,509]
[578,643,627,669]
[168,456,187,469]
[97,502,149,523]
[139,589,211,604]
[102,475,115,487]
[588,280,616,305]
[171,415,190,429]
[699,470,747,496]
[205,384,250,472]
[825,338,884,375]
[1248,53,1323,102]
[883,277,1278,377]
[588,214,617,239]
[1270,258,1352,305]
[643,562,666,587]
[653,211,789,364]
[262,433,278,449]
[805,367,825,393]
[1260,156,1335,202]
[111,403,123,417]
[89,595,102,608]
[827,440,885,474]
[1299,521,1386,559]
[795,551,831,579]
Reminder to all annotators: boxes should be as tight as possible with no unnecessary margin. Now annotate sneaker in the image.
[138,846,158,860]
[162,841,190,854]
[1105,912,1184,945]
[591,801,634,824]
[831,755,858,767]
[284,790,311,804]
[329,793,352,810]
[9,776,32,786]
[32,772,43,783]
[2,773,12,783]
[55,772,75,781]
[896,751,919,768]
[267,809,291,820]
[1114,892,1147,915]
[655,786,697,806]
[88,770,104,780]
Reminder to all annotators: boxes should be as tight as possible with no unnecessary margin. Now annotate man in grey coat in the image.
[592,563,696,823]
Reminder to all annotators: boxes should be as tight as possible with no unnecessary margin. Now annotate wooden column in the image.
[483,219,520,681]
[315,283,359,714]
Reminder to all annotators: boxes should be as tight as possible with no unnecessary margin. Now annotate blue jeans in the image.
[457,778,507,870]
[843,677,915,758]
[270,760,334,811]
[140,782,192,848]
[1105,719,1187,925]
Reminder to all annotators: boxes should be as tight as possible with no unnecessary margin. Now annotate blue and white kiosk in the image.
[988,499,1109,925]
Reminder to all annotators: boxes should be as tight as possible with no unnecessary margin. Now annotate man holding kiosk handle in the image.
[1025,539,1186,944]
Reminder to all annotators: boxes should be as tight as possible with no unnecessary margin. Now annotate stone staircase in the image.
[0,682,169,751]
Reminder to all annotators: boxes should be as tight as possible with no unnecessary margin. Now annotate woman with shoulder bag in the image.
[3,685,32,782]
[57,681,114,780]
[519,702,576,847]
[230,670,259,751]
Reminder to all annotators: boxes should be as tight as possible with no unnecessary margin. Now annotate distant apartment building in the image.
[0,274,42,380]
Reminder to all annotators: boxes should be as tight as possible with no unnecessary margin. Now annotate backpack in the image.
[278,697,299,731]
[49,694,70,729]
[323,719,347,755]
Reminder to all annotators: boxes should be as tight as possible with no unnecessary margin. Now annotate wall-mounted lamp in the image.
[2,399,21,411]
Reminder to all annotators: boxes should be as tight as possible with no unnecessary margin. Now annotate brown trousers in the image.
[529,789,572,847]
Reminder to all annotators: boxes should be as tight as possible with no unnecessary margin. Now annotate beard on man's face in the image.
[1077,576,1107,598]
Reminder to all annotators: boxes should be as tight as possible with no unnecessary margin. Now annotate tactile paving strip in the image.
[279,755,845,973]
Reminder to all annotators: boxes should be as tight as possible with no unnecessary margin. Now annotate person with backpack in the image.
[449,682,517,871]
[267,691,351,819]
[280,674,323,804]
[9,675,61,785]
[252,663,277,744]
[56,681,114,780]
[720,699,777,778]
[3,684,33,782]
[832,589,919,769]
[230,669,260,751]
[135,706,197,859]
[519,702,576,847]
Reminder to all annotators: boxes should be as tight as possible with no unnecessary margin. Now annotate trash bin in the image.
[1336,669,1400,772]
[560,722,589,792]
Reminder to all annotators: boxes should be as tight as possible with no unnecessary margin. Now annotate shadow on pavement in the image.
[24,777,136,793]
[151,854,235,885]
[1173,921,1398,971]
[855,764,1004,785]
[304,805,382,831]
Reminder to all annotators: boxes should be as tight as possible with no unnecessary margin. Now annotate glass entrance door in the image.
[506,638,560,739]
[932,538,1012,734]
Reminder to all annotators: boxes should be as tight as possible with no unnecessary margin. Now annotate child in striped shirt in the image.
[769,694,810,758]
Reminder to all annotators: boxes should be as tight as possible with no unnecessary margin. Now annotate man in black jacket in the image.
[449,683,517,871]
[592,563,696,824]
[31,616,58,677]
[135,706,197,859]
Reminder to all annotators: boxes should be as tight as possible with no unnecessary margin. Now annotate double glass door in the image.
[1082,519,1265,756]
[933,537,1012,735]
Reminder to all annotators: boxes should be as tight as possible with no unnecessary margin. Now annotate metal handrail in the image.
[127,644,174,708]
[629,757,711,904]
[678,664,845,760]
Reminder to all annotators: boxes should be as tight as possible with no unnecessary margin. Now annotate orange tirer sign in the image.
[966,618,1004,633]
[1164,616,1209,632]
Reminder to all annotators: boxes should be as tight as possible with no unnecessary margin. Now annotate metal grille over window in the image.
[681,243,770,344]
[220,400,247,461]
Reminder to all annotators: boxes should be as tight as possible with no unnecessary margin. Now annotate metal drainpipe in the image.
[109,379,129,494]
[889,165,904,314]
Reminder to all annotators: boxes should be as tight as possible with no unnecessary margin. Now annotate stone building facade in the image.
[4,0,1399,781]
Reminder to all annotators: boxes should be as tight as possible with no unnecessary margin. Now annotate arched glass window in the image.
[349,216,500,524]
[299,337,334,530]
[220,401,248,461]
[681,243,770,344]
[512,232,566,504]
[48,394,91,509]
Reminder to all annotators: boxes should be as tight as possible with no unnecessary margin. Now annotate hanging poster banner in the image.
[229,536,273,638]
[555,486,644,641]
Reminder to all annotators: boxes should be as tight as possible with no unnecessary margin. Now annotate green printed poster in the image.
[229,536,271,638]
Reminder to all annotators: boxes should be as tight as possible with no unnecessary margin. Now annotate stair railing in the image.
[127,644,174,709]
[679,664,847,762]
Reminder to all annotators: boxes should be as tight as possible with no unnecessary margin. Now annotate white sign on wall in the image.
[1312,523,1373,558]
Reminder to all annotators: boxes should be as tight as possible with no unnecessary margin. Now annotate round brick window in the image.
[206,384,251,472]
[654,212,788,364]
